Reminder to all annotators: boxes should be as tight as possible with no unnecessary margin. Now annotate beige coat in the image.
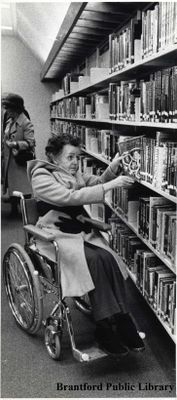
[27,159,128,298]
[3,112,35,195]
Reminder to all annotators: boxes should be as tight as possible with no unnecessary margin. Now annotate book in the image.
[149,197,171,246]
[160,211,176,255]
[153,266,172,310]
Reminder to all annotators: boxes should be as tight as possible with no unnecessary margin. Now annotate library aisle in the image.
[1,201,176,399]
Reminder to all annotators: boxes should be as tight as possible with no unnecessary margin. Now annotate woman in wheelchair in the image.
[27,133,145,357]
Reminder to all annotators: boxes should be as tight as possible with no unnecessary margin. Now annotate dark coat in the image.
[2,112,35,195]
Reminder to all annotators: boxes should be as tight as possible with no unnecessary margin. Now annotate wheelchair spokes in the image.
[3,244,43,334]
[5,250,34,329]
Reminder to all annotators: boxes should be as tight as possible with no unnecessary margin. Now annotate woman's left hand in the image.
[110,153,124,174]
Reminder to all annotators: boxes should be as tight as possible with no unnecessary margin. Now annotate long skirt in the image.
[84,242,128,322]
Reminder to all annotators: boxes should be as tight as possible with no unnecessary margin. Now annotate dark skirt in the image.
[84,242,128,321]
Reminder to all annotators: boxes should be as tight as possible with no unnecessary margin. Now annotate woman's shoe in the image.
[95,320,129,357]
[115,313,145,352]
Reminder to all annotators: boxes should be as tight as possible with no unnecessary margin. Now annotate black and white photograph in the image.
[1,1,176,398]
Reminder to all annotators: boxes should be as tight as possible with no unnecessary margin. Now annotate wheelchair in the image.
[3,191,112,362]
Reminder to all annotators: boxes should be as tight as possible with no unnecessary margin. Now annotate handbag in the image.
[13,148,35,166]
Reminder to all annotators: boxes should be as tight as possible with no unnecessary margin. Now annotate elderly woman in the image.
[27,134,145,357]
[1,93,35,215]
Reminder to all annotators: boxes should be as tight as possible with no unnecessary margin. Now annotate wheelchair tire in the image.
[74,294,92,316]
[45,325,61,360]
[3,243,43,334]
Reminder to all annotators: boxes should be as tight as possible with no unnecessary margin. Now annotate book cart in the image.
[41,2,177,343]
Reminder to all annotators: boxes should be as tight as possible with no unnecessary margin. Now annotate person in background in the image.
[1,93,35,216]
[27,133,145,357]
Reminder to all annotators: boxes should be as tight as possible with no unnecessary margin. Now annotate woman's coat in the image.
[27,159,128,298]
[3,112,35,196]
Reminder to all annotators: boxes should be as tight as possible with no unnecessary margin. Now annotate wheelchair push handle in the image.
[12,191,24,199]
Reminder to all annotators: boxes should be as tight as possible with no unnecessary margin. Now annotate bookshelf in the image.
[106,199,175,272]
[51,116,177,131]
[116,254,176,343]
[81,149,177,204]
[47,2,177,340]
[71,145,177,204]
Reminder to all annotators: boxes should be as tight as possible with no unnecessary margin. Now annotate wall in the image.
[1,35,58,158]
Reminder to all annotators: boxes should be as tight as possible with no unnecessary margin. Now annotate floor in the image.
[1,201,176,399]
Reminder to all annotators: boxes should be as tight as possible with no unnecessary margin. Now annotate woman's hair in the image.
[45,134,81,160]
[2,92,30,119]
[23,109,31,120]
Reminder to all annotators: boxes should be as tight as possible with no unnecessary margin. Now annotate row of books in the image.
[81,130,177,197]
[112,186,145,225]
[109,10,142,72]
[50,119,77,136]
[116,133,177,196]
[140,135,177,196]
[142,2,177,58]
[50,94,110,120]
[109,2,177,72]
[111,186,176,265]
[138,197,176,265]
[81,128,119,162]
[51,66,177,124]
[63,73,83,95]
[109,216,176,334]
[61,69,110,97]
[109,67,177,122]
[51,96,89,119]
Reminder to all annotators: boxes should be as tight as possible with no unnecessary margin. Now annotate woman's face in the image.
[3,106,18,119]
[53,144,80,176]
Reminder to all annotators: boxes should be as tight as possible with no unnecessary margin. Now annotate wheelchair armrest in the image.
[24,224,57,242]
[76,215,111,232]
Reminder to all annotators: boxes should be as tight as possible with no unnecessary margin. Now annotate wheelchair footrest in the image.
[72,344,107,362]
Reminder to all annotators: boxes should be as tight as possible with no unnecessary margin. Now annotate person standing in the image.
[1,93,35,215]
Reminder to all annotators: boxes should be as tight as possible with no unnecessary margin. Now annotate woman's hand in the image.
[110,152,131,175]
[109,152,123,174]
[113,175,135,188]
[6,140,17,149]
[12,148,19,156]
[103,175,135,193]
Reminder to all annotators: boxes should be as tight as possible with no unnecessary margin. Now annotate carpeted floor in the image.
[1,202,176,398]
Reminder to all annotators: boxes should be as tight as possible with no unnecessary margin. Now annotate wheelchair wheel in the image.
[45,325,61,360]
[3,243,43,334]
[74,294,92,316]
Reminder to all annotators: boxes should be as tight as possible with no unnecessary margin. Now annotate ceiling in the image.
[40,2,148,81]
[1,2,148,80]
[1,2,70,64]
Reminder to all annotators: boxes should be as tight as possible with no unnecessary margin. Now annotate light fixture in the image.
[1,4,10,9]
[1,26,13,30]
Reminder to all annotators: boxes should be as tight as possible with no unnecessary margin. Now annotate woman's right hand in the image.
[103,175,135,193]
[113,175,135,188]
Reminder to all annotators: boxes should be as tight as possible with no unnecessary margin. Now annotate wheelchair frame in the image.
[3,191,111,362]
